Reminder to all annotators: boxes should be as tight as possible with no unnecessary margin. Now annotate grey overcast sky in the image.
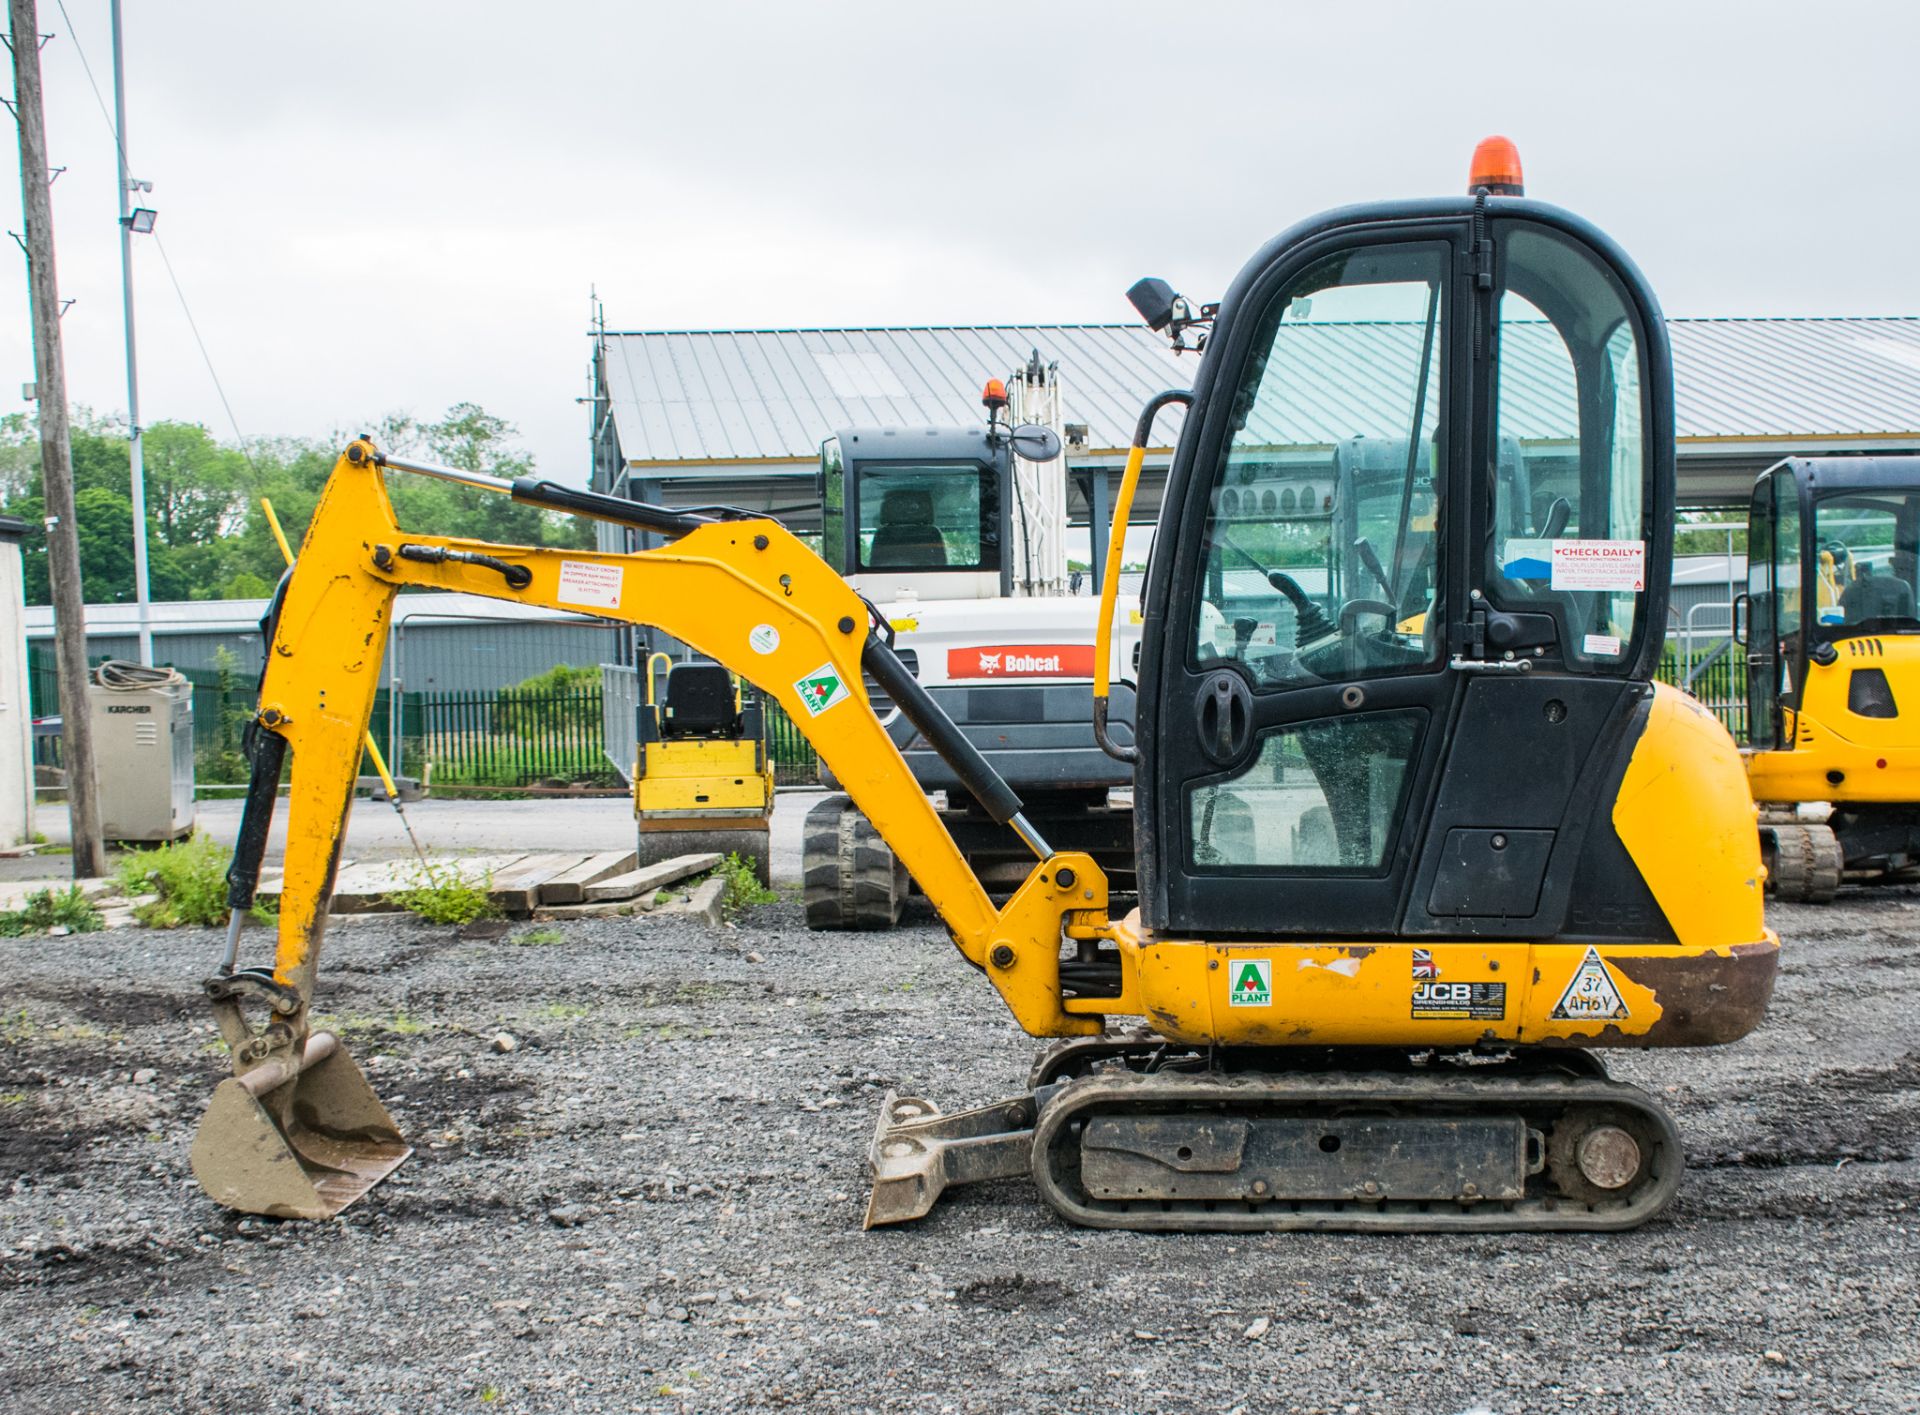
[6,0,1919,484]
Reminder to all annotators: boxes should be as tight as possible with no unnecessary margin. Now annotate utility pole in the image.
[9,0,106,877]
[109,0,150,664]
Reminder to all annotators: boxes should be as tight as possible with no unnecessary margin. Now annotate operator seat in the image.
[662,661,739,739]
[1841,563,1915,624]
[870,488,948,567]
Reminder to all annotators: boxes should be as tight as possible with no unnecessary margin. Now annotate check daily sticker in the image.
[1550,540,1645,593]
[556,559,623,610]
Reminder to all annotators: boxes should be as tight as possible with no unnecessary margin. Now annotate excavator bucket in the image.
[190,1033,410,1220]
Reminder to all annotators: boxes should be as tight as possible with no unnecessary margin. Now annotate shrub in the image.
[385,859,498,925]
[491,663,600,738]
[117,832,233,928]
[716,853,777,916]
[0,885,105,937]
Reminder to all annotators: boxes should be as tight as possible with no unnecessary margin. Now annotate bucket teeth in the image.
[191,1039,410,1220]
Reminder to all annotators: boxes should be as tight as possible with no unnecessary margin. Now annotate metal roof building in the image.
[591,317,1920,520]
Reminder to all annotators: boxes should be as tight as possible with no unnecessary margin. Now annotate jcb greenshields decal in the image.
[794,663,851,717]
[1227,958,1272,1007]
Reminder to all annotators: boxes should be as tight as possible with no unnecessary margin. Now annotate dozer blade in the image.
[864,1090,1037,1228]
[191,1033,411,1220]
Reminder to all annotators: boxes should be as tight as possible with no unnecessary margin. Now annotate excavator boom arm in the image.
[232,440,1104,1041]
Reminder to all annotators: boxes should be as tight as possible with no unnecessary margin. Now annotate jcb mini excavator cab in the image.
[193,140,1775,1231]
[1741,456,1920,899]
[632,654,776,882]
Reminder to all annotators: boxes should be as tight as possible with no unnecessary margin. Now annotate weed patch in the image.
[115,834,232,927]
[716,853,776,916]
[386,860,499,926]
[0,886,104,937]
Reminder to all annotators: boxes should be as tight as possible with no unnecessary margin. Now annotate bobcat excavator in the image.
[192,139,1776,1232]
[1741,456,1920,900]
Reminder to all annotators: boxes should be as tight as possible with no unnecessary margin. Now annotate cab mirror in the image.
[1127,277,1178,333]
[1009,424,1063,463]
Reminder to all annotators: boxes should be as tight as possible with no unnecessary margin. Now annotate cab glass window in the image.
[1190,710,1423,869]
[1486,226,1648,663]
[1190,243,1447,686]
[856,465,998,572]
[1812,491,1920,632]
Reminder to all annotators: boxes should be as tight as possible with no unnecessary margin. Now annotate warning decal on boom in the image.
[1551,946,1630,1022]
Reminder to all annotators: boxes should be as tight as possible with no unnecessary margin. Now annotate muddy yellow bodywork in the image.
[1040,683,1776,1050]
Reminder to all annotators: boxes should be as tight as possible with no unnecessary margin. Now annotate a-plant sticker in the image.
[794,662,851,717]
[1551,946,1630,1021]
[1227,958,1272,1008]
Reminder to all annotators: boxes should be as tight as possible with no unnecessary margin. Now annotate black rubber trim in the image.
[509,477,710,537]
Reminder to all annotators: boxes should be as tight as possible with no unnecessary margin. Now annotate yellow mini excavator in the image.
[1741,456,1920,901]
[191,140,1776,1232]
[632,652,776,883]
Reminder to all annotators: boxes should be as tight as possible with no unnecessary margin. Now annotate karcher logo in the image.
[104,704,152,714]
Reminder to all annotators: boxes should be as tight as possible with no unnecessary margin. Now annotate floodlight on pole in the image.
[110,0,152,665]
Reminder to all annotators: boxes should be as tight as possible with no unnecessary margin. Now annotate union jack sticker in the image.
[1411,948,1439,980]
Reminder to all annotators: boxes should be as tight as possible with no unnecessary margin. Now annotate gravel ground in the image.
[1,889,1917,1414]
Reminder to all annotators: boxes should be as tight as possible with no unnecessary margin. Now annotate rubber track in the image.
[1765,822,1844,904]
[1029,1069,1683,1233]
[801,794,905,930]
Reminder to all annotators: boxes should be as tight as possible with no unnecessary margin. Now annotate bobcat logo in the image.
[978,653,1002,674]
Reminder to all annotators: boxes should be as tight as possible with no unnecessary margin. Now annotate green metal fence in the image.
[761,695,820,786]
[28,636,1747,791]
[29,644,822,790]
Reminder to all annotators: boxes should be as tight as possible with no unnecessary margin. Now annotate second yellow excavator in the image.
[1740,456,1920,901]
[190,140,1775,1233]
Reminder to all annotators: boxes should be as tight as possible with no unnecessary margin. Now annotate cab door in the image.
[1743,466,1803,751]
[1137,204,1674,941]
[1140,223,1471,937]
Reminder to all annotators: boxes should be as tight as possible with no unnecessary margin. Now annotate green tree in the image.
[0,403,589,606]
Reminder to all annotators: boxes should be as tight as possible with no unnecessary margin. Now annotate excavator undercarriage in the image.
[869,1042,1679,1233]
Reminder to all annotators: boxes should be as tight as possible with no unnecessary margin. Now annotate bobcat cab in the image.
[804,369,1141,926]
[1741,457,1920,899]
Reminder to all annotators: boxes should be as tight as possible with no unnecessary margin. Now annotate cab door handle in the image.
[1195,670,1253,764]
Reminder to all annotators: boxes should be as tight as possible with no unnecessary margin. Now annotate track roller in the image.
[802,793,909,930]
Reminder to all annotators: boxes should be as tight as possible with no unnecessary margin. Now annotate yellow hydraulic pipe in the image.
[1093,391,1190,760]
[1092,443,1147,709]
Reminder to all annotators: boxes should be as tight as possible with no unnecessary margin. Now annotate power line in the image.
[150,232,254,466]
[47,0,255,466]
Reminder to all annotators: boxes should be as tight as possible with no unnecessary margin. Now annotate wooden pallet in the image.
[252,848,717,916]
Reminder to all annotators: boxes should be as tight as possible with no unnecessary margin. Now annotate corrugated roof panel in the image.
[599,318,1920,467]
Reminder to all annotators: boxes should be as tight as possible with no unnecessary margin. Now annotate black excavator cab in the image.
[1133,198,1675,941]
